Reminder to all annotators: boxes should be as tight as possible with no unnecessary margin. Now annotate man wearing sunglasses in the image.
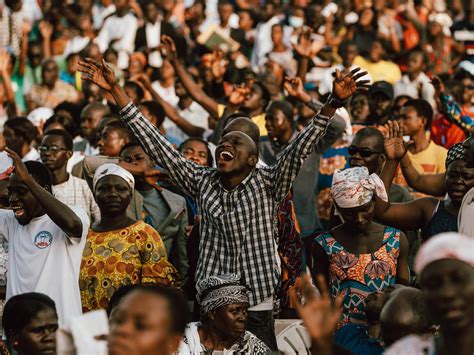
[348,127,412,204]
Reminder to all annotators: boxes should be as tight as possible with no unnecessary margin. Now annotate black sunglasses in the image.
[348,145,383,158]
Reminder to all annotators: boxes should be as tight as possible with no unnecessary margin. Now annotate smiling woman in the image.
[79,164,179,312]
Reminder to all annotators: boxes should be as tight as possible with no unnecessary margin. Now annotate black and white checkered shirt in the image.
[120,102,332,306]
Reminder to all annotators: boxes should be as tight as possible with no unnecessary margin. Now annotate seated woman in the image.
[79,163,178,312]
[385,232,474,354]
[312,167,409,329]
[2,292,58,355]
[177,274,269,354]
[377,121,474,240]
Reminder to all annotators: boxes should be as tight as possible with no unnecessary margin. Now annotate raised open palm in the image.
[78,58,118,91]
[383,120,413,160]
[332,67,369,101]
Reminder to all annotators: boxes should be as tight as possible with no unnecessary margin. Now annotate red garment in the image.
[431,114,466,148]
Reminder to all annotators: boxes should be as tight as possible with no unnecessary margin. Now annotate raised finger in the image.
[347,67,361,77]
[315,274,330,300]
[352,71,368,81]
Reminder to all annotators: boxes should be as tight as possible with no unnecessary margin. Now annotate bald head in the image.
[380,287,431,346]
[223,118,260,145]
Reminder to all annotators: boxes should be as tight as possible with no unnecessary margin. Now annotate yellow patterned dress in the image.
[79,221,178,312]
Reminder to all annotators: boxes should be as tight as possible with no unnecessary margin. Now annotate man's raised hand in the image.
[332,67,369,101]
[78,58,118,92]
[160,35,178,62]
[383,120,413,160]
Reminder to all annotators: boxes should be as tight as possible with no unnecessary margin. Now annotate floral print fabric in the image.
[79,221,178,311]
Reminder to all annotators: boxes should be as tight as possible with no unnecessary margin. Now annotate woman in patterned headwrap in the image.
[312,167,410,332]
[79,164,178,312]
[177,274,269,354]
[377,121,474,241]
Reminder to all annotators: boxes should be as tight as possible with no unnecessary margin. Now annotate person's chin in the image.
[16,215,31,225]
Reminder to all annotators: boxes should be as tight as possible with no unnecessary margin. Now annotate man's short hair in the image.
[43,129,74,151]
[404,99,434,130]
[179,138,214,167]
[24,161,53,191]
[44,113,79,138]
[354,127,385,152]
[4,117,38,144]
[119,141,143,157]
[104,120,135,142]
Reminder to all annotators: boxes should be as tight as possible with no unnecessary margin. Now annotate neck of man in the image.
[276,129,293,145]
[441,323,474,355]
[245,107,263,118]
[160,77,174,88]
[408,70,421,81]
[51,168,69,185]
[202,324,237,350]
[20,144,30,158]
[99,211,130,228]
[45,80,56,90]
[410,129,430,154]
[220,168,253,190]
[116,8,128,17]
[178,96,192,110]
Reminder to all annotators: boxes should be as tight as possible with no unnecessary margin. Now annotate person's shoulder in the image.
[389,183,412,202]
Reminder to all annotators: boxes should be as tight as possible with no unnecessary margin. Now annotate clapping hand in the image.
[284,76,305,99]
[228,83,250,107]
[78,58,118,92]
[332,67,369,101]
[160,35,178,62]
[383,120,413,160]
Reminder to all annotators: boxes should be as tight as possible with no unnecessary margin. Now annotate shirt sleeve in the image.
[0,210,14,241]
[263,111,332,202]
[119,102,202,198]
[66,206,91,244]
[138,224,179,285]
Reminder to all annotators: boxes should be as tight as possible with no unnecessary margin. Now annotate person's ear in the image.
[66,150,73,160]
[248,155,258,167]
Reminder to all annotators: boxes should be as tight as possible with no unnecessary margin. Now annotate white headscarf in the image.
[458,188,474,238]
[331,167,388,209]
[414,232,474,274]
[93,163,135,191]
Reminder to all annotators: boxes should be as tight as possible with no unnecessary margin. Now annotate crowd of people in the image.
[0,0,473,353]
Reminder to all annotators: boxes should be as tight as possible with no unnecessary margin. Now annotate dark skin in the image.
[39,135,72,185]
[349,134,386,175]
[78,58,369,190]
[97,126,128,157]
[199,303,249,351]
[369,92,393,125]
[6,148,83,238]
[180,140,210,167]
[10,308,58,355]
[120,145,154,191]
[420,259,474,355]
[80,106,110,144]
[3,126,31,158]
[350,93,370,124]
[108,290,182,355]
[265,108,293,144]
[399,105,430,154]
[312,199,410,287]
[378,121,474,233]
[92,175,135,232]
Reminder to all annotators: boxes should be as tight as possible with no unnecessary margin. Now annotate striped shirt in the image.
[119,102,332,306]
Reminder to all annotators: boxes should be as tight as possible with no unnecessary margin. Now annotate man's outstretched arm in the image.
[78,58,201,198]
[269,70,369,202]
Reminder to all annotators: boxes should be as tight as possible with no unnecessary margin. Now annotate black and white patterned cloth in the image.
[445,142,464,169]
[120,102,332,306]
[196,274,248,314]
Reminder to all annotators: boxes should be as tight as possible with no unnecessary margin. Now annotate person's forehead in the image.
[8,174,28,188]
[42,134,65,146]
[183,140,207,152]
[122,145,144,157]
[352,134,379,147]
[119,291,171,320]
[96,175,129,187]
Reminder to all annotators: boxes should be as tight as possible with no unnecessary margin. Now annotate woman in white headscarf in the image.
[177,274,269,354]
[79,164,178,312]
[312,167,409,332]
[385,232,474,355]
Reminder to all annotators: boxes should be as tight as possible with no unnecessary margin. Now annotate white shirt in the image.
[394,72,436,109]
[95,12,138,69]
[0,206,90,326]
[151,81,179,107]
[22,147,40,162]
[164,101,210,143]
[53,175,100,223]
[145,21,162,68]
[251,16,287,69]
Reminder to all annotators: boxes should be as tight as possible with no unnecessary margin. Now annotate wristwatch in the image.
[327,94,345,108]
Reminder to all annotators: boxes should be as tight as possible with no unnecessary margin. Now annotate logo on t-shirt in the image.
[34,231,53,249]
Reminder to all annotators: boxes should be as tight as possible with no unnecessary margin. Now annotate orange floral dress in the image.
[79,221,178,312]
